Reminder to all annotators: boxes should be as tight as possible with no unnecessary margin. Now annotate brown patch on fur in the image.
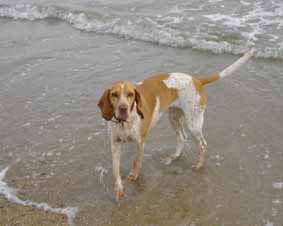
[134,89,144,119]
[193,73,220,110]
[197,73,220,86]
[192,77,207,111]
[136,73,178,139]
[98,89,114,120]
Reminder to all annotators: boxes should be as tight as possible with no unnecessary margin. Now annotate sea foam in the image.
[0,3,283,60]
[0,164,78,226]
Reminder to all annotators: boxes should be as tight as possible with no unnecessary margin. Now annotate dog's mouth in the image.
[114,114,128,123]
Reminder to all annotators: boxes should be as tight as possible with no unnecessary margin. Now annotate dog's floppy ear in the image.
[135,89,144,119]
[98,89,114,121]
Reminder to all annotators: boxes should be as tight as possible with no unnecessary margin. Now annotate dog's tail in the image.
[198,48,255,86]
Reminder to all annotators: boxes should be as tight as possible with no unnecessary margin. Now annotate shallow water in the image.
[0,11,283,226]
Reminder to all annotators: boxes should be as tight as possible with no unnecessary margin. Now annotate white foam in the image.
[0,164,78,226]
[272,182,283,190]
[0,3,283,60]
[240,0,251,6]
[94,131,102,136]
[22,122,31,127]
[95,165,108,184]
[271,207,277,217]
[94,165,110,196]
[210,154,224,161]
[69,145,75,151]
[204,14,243,27]
[264,154,269,160]
[264,221,274,226]
[47,117,55,122]
[272,199,281,204]
[209,0,223,3]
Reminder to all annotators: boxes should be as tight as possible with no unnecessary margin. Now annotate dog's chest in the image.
[110,118,141,143]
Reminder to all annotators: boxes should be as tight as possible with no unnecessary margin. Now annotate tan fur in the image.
[192,77,207,110]
[136,73,178,139]
[197,73,220,86]
[192,73,220,110]
[98,89,114,121]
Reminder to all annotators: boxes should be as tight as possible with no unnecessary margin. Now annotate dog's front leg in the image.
[111,140,124,200]
[128,140,145,181]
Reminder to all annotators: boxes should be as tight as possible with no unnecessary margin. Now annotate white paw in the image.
[161,156,175,165]
[114,181,124,201]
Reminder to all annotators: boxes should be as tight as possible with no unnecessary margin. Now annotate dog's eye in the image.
[111,92,118,98]
[127,92,134,98]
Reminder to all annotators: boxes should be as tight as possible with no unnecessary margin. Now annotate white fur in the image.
[163,73,207,168]
[115,83,130,119]
[219,48,255,78]
[164,72,204,133]
[109,103,142,198]
[163,73,201,111]
[163,72,192,90]
[150,96,162,129]
[163,107,187,164]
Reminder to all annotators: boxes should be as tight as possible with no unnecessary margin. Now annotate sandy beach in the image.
[0,10,283,226]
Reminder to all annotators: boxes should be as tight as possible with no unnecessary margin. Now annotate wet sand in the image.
[0,19,283,226]
[0,197,68,226]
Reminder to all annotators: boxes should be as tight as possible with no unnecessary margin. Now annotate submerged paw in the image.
[161,155,175,165]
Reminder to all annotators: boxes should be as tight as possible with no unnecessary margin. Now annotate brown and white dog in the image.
[98,49,255,200]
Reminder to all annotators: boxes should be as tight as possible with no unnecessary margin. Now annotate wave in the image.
[0,163,78,226]
[0,3,282,60]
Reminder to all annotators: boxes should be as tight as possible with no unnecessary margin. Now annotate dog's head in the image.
[98,81,144,121]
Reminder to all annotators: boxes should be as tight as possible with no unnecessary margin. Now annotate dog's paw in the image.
[127,172,139,181]
[115,189,124,201]
[192,161,204,171]
[161,155,176,165]
[114,181,124,201]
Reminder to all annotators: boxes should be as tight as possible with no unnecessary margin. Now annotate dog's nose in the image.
[119,104,128,113]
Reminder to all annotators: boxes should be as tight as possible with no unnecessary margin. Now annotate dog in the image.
[98,49,254,200]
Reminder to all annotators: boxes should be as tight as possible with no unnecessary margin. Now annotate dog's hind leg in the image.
[185,110,207,170]
[163,107,187,165]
